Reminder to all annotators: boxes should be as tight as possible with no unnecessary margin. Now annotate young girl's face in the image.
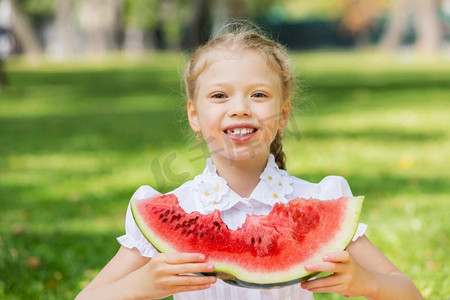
[188,49,290,163]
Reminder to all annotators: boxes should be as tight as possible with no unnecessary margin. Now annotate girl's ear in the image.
[279,100,291,131]
[187,100,201,133]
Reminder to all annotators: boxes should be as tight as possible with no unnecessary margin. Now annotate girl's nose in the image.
[228,95,252,117]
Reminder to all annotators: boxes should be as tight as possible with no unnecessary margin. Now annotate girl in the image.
[76,22,422,300]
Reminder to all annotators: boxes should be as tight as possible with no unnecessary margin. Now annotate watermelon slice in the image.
[131,194,364,288]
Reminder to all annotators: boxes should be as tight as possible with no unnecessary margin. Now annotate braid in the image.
[270,131,286,170]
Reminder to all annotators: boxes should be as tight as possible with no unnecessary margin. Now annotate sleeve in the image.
[318,176,367,241]
[317,175,353,199]
[116,185,161,257]
[352,223,368,242]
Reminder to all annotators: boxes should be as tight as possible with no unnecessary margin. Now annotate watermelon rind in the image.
[131,202,179,254]
[131,195,364,289]
[202,270,320,289]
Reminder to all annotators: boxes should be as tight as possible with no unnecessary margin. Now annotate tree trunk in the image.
[158,0,179,50]
[380,0,442,53]
[46,0,77,59]
[380,0,411,51]
[226,0,246,18]
[77,0,122,54]
[183,0,210,50]
[9,0,43,58]
[412,0,442,53]
[210,0,245,36]
[123,26,146,55]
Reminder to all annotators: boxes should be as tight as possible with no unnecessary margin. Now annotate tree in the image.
[9,0,44,59]
[123,0,159,54]
[77,0,122,54]
[380,0,443,53]
[46,0,77,58]
[183,0,211,49]
[183,0,280,49]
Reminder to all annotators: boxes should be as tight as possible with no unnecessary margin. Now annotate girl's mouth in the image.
[225,128,257,136]
[223,126,258,142]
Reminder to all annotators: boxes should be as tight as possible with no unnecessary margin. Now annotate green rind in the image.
[131,201,178,254]
[200,271,320,289]
[131,195,365,288]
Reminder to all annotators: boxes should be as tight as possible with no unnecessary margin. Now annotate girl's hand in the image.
[134,252,217,299]
[300,251,374,298]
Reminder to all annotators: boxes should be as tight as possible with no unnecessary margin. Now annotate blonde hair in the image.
[184,21,294,170]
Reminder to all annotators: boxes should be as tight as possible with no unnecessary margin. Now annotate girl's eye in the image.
[252,92,267,98]
[211,93,227,99]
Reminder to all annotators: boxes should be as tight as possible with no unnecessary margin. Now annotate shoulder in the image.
[288,174,353,200]
[131,177,197,200]
[130,185,161,200]
[130,178,202,213]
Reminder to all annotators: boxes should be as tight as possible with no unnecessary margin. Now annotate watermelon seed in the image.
[159,214,164,219]
[258,237,262,243]
[164,210,170,216]
[251,237,255,244]
[213,221,220,227]
[170,215,177,223]
[162,218,168,223]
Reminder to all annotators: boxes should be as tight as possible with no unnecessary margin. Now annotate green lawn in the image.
[0,51,449,299]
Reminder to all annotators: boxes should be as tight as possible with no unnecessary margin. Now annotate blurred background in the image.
[0,0,449,299]
[0,0,450,60]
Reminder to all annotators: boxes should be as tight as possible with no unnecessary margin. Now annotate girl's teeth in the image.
[226,128,255,136]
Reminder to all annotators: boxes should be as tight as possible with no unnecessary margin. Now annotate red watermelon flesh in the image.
[131,194,364,288]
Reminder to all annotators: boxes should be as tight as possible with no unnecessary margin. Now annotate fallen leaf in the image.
[25,256,41,269]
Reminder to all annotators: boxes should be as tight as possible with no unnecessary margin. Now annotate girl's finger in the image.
[301,274,341,290]
[170,283,213,294]
[303,283,345,294]
[167,262,215,275]
[322,251,351,263]
[305,262,345,273]
[163,253,207,264]
[170,274,217,287]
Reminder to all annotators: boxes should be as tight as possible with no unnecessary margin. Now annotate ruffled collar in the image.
[191,154,293,213]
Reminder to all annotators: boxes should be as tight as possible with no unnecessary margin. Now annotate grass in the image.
[0,51,449,299]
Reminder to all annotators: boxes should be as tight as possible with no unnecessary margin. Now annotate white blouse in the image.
[117,155,367,300]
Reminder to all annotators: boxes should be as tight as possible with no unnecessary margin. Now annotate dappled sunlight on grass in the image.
[1,52,449,299]
[292,51,450,74]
